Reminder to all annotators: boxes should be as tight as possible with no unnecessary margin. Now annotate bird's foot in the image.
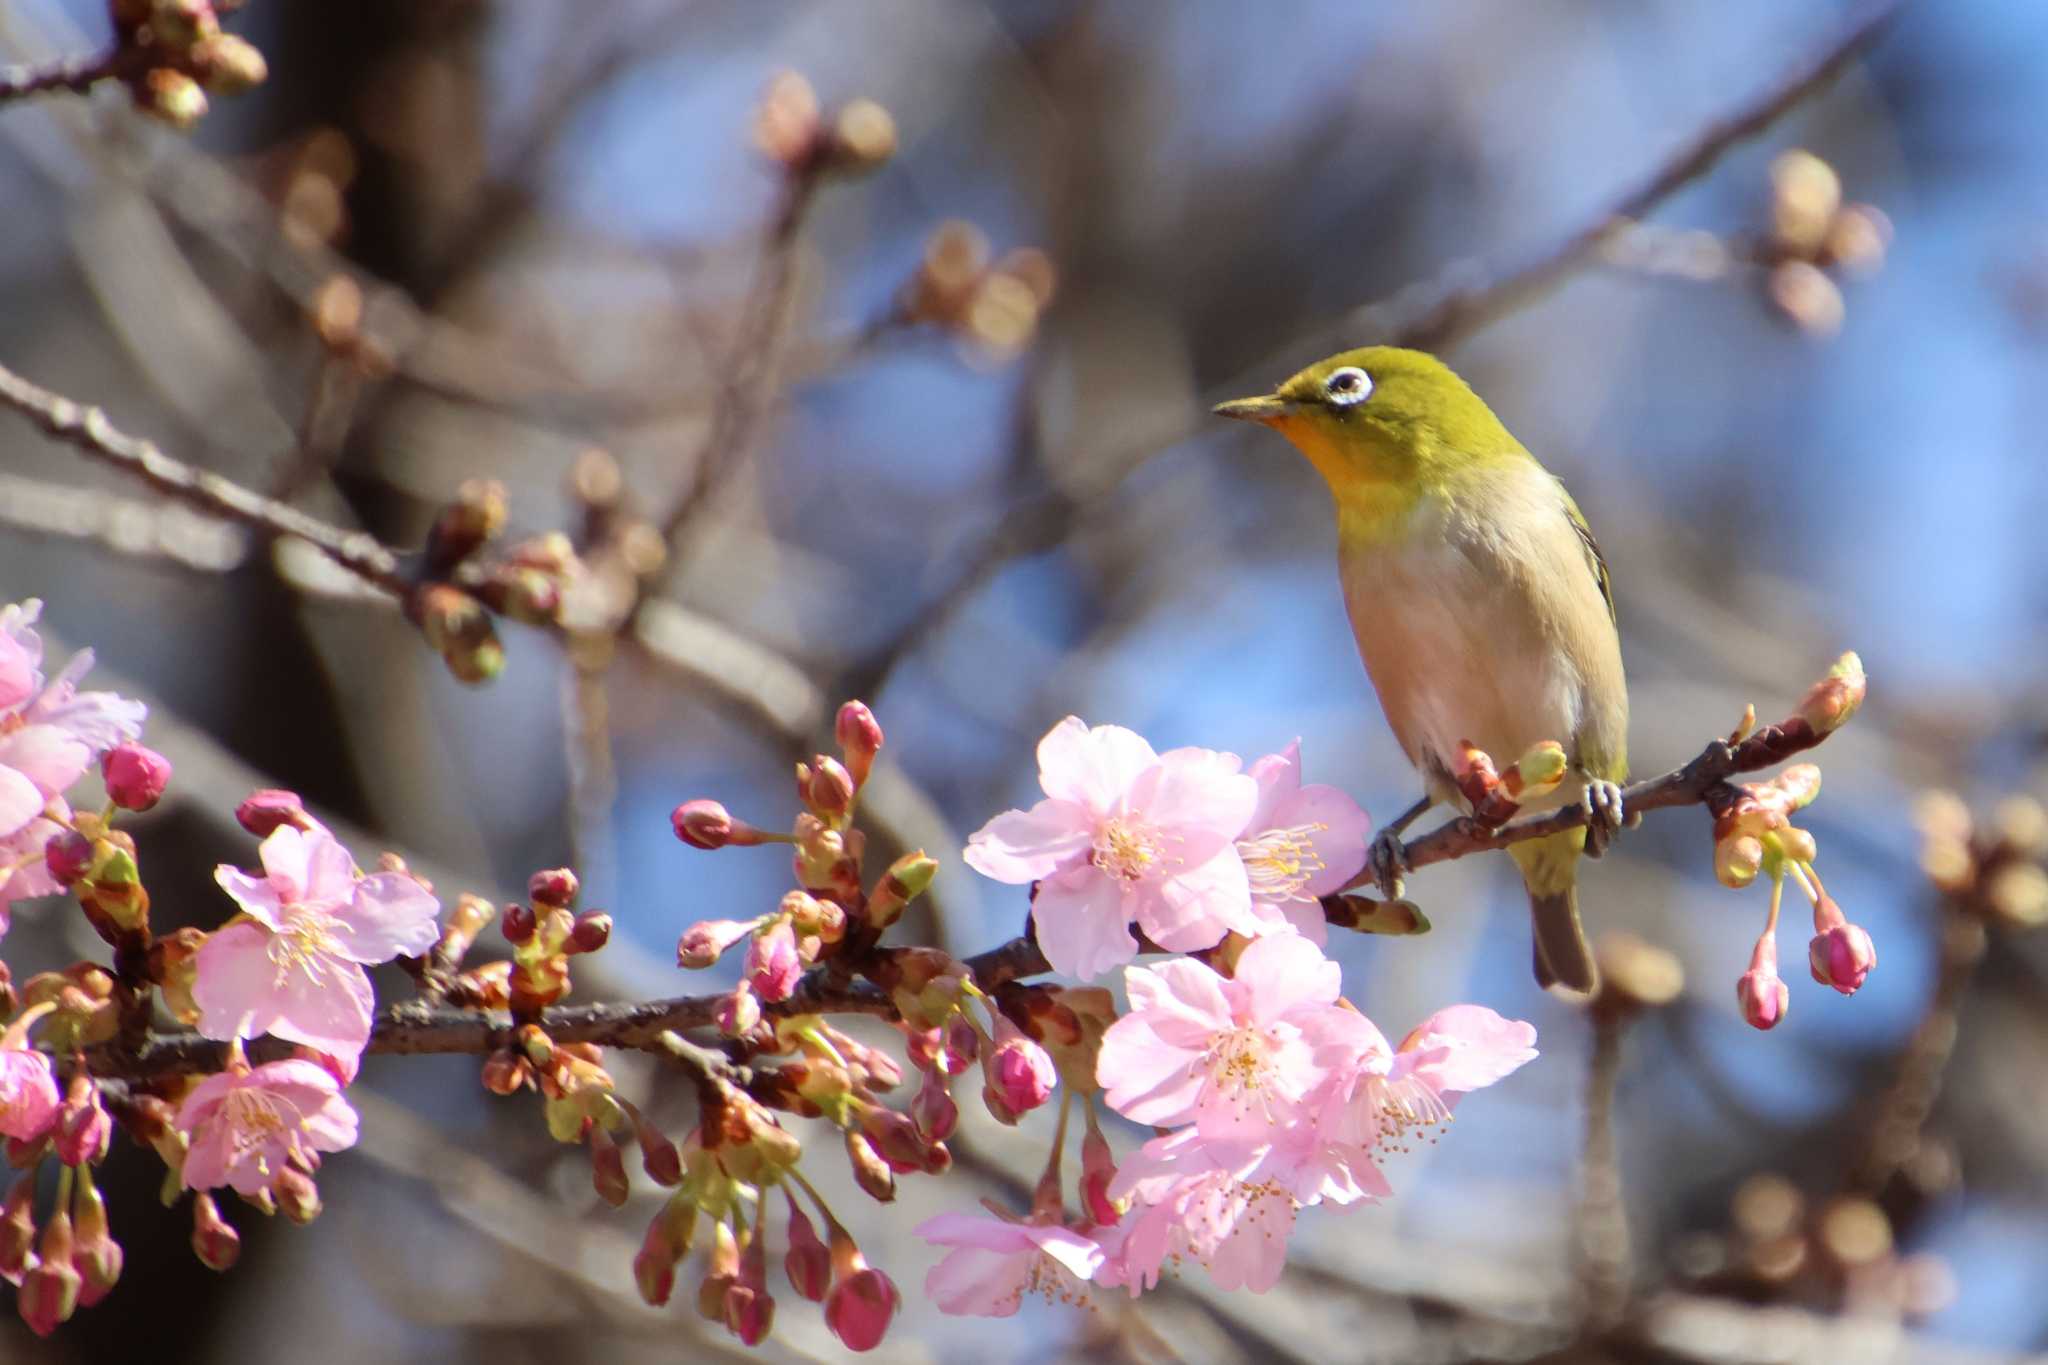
[1584,778,1626,858]
[1368,827,1409,899]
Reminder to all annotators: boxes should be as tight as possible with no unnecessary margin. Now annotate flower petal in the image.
[1139,849,1256,952]
[1396,1005,1537,1094]
[256,825,318,905]
[335,872,441,964]
[193,921,287,1041]
[1232,932,1341,1025]
[0,765,45,839]
[213,865,286,930]
[1126,749,1258,865]
[1030,867,1137,981]
[1273,783,1372,896]
[924,1244,1032,1317]
[963,798,1093,883]
[1037,718,1156,813]
[0,725,90,800]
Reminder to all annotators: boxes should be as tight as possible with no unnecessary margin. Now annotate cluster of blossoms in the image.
[1713,654,1877,1030]
[902,719,1535,1312]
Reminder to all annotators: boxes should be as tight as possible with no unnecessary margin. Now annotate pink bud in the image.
[275,1167,322,1224]
[191,1193,239,1272]
[858,1105,931,1174]
[1809,918,1877,995]
[42,830,93,887]
[528,867,579,909]
[0,1050,60,1143]
[568,911,612,955]
[673,799,767,850]
[632,1112,683,1187]
[717,985,762,1037]
[101,743,171,811]
[500,901,537,945]
[69,1181,119,1308]
[825,1262,900,1353]
[835,701,883,787]
[910,1068,957,1144]
[1737,931,1791,1031]
[633,1216,679,1307]
[903,1026,942,1071]
[0,1172,35,1282]
[1081,1126,1119,1226]
[54,1076,109,1167]
[676,917,759,969]
[591,1125,630,1206]
[234,788,309,837]
[801,756,856,821]
[844,1129,896,1203]
[981,1019,1056,1122]
[19,1214,78,1335]
[784,1200,831,1301]
[745,919,803,1003]
[726,1222,774,1345]
[942,1013,980,1074]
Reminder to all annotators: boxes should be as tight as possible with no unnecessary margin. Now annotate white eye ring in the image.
[1324,366,1373,407]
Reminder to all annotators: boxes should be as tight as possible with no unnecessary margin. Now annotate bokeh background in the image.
[1,0,2046,1360]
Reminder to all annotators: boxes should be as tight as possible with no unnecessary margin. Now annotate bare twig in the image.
[0,49,118,101]
[0,357,407,594]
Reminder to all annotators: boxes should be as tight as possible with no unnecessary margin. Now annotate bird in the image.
[1214,346,1627,993]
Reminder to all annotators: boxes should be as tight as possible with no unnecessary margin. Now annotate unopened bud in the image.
[910,1068,957,1144]
[1808,897,1877,995]
[753,70,821,168]
[673,798,769,850]
[827,98,896,173]
[275,1167,321,1224]
[1081,1125,1119,1226]
[480,1046,530,1095]
[981,1019,1056,1123]
[590,1125,630,1207]
[187,32,267,93]
[843,1129,895,1203]
[70,1178,120,1307]
[1505,741,1569,799]
[866,850,939,930]
[1797,652,1867,736]
[101,743,172,812]
[19,1215,80,1334]
[426,478,508,573]
[568,911,612,955]
[784,1200,831,1301]
[801,756,856,823]
[43,830,93,886]
[235,789,309,837]
[677,917,761,969]
[1768,260,1845,338]
[717,985,762,1037]
[634,1215,679,1307]
[55,1075,110,1167]
[1770,149,1842,256]
[0,1172,35,1279]
[1717,834,1766,890]
[744,918,803,1003]
[527,867,578,910]
[1987,862,2048,928]
[139,68,208,130]
[1737,932,1791,1031]
[500,901,537,945]
[1820,203,1891,276]
[835,701,883,787]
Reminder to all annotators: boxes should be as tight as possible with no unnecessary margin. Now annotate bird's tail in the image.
[1510,832,1599,995]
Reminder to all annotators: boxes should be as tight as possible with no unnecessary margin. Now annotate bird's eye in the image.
[1323,366,1373,407]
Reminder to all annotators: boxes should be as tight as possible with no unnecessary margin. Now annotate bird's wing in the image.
[1557,483,1616,624]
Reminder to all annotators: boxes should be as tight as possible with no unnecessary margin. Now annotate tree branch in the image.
[0,50,119,102]
[0,358,407,595]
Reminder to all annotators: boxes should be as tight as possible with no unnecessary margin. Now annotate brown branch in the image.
[0,358,407,595]
[0,50,120,101]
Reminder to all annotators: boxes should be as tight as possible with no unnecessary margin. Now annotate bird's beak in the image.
[1211,394,1293,425]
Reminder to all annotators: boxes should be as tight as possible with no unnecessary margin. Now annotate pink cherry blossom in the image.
[1320,1004,1538,1157]
[0,603,145,925]
[193,824,441,1058]
[1237,741,1371,943]
[0,1048,59,1142]
[1096,932,1365,1137]
[964,717,1259,980]
[915,1211,1105,1316]
[1100,1133,1304,1295]
[744,917,802,1002]
[176,1059,359,1196]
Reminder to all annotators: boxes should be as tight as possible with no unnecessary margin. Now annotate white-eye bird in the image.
[1216,347,1627,993]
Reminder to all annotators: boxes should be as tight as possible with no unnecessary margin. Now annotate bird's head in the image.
[1213,346,1518,497]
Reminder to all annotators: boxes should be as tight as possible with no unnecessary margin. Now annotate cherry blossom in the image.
[176,1059,360,1197]
[964,717,1259,979]
[1237,741,1371,943]
[1095,932,1366,1138]
[193,823,441,1059]
[915,1210,1105,1317]
[1318,1003,1539,1158]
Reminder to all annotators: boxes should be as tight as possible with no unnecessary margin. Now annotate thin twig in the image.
[0,49,119,101]
[0,358,406,595]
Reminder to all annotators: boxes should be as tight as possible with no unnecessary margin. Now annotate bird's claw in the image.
[1584,778,1626,858]
[1368,827,1408,899]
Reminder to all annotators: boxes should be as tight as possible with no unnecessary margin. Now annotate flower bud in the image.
[1822,203,1891,276]
[717,985,762,1037]
[1504,740,1569,800]
[1808,897,1877,995]
[42,830,92,886]
[910,1068,957,1144]
[275,1167,322,1224]
[425,478,508,574]
[187,32,267,93]
[630,1109,682,1187]
[980,1019,1056,1123]
[633,1214,679,1306]
[866,851,938,930]
[1770,149,1842,256]
[835,701,883,788]
[139,68,208,131]
[672,799,747,850]
[1737,932,1791,1031]
[1081,1125,1120,1226]
[69,1177,120,1307]
[590,1125,630,1207]
[235,789,309,837]
[942,1013,979,1074]
[1717,834,1765,890]
[827,98,896,174]
[1767,260,1845,338]
[677,917,760,969]
[752,70,821,168]
[745,919,803,1003]
[501,901,538,947]
[0,1171,35,1280]
[1797,652,1868,736]
[843,1129,895,1203]
[528,867,579,910]
[800,756,856,823]
[784,1200,831,1301]
[824,1244,899,1353]
[55,1075,110,1167]
[102,742,172,812]
[480,1046,531,1095]
[726,1229,774,1345]
[19,1215,79,1335]
[568,911,612,955]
